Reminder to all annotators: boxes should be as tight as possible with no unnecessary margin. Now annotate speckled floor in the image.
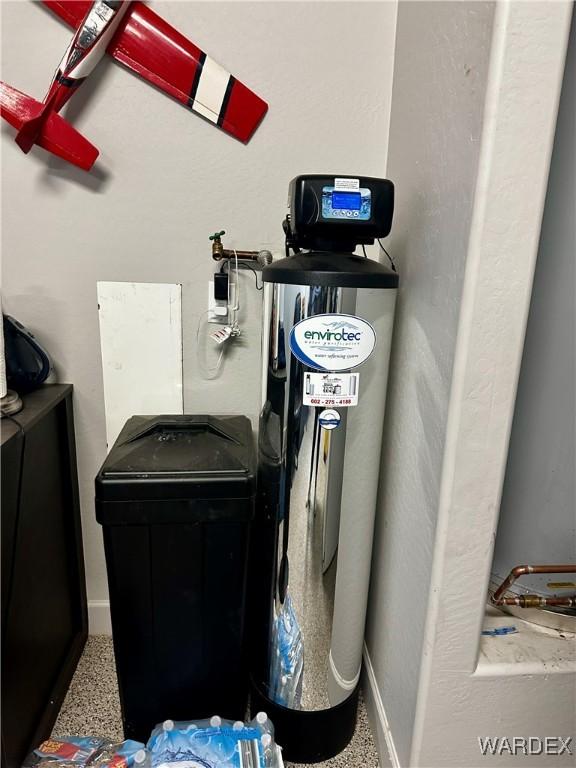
[52,636,379,768]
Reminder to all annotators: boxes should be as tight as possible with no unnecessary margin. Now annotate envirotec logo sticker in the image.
[289,313,376,372]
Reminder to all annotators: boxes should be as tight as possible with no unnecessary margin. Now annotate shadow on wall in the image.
[42,154,111,194]
[376,177,459,551]
[365,179,455,745]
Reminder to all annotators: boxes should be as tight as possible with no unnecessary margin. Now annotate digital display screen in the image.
[322,186,371,221]
[331,191,362,211]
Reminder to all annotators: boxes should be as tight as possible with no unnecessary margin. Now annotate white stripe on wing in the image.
[192,56,230,123]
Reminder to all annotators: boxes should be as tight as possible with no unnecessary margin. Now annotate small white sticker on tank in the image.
[303,372,359,407]
[318,409,342,429]
[334,177,360,191]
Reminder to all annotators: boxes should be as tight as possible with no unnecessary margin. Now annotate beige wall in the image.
[365,3,496,763]
[493,9,575,591]
[365,3,573,766]
[1,2,397,625]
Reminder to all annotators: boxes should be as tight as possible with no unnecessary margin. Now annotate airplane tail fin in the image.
[15,112,49,154]
[1,82,99,171]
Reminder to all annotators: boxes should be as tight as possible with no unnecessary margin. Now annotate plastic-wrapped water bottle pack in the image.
[23,737,150,768]
[147,714,283,768]
[23,713,283,768]
[269,594,303,709]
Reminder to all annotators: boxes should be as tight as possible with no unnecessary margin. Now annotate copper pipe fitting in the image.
[209,231,262,261]
[491,564,576,608]
[499,594,576,609]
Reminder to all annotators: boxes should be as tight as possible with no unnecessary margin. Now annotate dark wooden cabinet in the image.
[2,385,87,768]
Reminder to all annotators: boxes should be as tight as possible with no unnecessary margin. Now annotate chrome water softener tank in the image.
[250,176,398,762]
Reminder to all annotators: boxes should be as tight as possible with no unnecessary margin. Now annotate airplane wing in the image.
[43,1,268,143]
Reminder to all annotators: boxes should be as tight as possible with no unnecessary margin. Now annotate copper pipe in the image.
[209,230,267,262]
[498,594,576,608]
[214,248,261,262]
[491,564,576,607]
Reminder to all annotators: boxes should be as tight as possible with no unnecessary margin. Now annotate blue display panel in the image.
[321,186,371,220]
[332,191,361,210]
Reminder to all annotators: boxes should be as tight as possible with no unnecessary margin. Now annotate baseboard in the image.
[362,644,401,768]
[88,600,112,635]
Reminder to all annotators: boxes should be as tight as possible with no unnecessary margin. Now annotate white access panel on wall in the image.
[97,281,183,447]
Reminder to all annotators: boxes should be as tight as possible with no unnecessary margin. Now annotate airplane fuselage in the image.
[44,0,131,113]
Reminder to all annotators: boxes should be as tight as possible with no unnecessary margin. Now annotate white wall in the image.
[492,9,575,590]
[365,3,496,764]
[1,1,397,626]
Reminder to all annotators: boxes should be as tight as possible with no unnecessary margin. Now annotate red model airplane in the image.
[0,1,268,171]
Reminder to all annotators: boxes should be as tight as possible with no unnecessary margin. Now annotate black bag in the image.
[3,315,52,394]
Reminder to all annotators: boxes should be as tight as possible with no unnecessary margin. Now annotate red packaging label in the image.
[37,742,80,760]
[108,757,127,768]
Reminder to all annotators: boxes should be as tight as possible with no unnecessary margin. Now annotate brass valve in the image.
[209,230,226,259]
[517,595,546,608]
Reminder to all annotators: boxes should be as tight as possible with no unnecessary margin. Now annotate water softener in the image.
[250,176,398,762]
